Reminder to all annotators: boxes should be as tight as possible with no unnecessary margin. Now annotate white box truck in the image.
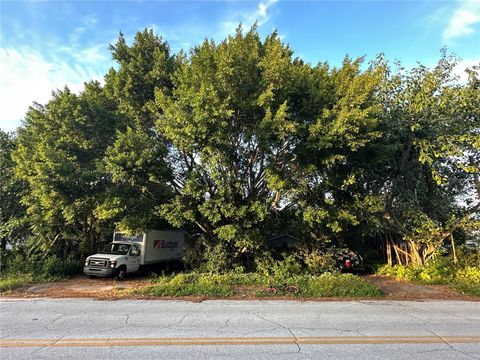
[83,230,185,280]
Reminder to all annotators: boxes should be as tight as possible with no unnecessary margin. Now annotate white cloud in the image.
[0,9,110,132]
[0,47,107,132]
[0,1,281,132]
[452,58,480,83]
[258,0,278,21]
[68,15,99,46]
[443,0,480,41]
[151,0,280,54]
[72,44,110,64]
[220,0,279,36]
[149,23,206,53]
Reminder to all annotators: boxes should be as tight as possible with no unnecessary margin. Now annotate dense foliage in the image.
[135,271,382,298]
[376,246,480,295]
[0,250,83,292]
[2,26,479,273]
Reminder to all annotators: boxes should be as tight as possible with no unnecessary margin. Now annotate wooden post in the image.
[393,243,403,266]
[386,237,392,266]
[450,233,458,265]
[405,242,409,265]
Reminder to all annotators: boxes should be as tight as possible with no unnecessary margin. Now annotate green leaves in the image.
[7,26,479,270]
[13,86,120,253]
[0,131,29,249]
[151,26,302,257]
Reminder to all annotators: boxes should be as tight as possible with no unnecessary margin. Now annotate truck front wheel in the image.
[115,266,126,281]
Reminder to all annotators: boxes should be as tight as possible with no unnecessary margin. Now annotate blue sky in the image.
[1,0,479,131]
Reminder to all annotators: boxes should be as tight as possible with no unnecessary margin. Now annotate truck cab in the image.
[83,230,184,280]
[83,241,141,280]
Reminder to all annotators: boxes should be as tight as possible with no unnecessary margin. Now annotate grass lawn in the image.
[132,272,383,298]
[0,274,35,292]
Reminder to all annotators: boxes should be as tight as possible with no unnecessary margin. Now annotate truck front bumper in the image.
[83,266,115,277]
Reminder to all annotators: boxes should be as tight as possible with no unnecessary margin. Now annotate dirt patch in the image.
[2,274,479,301]
[364,275,479,301]
[2,274,152,299]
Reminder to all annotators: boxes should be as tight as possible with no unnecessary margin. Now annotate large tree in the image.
[371,55,480,265]
[13,83,120,254]
[0,130,28,252]
[152,27,309,265]
[293,56,386,248]
[9,26,478,269]
[98,29,176,232]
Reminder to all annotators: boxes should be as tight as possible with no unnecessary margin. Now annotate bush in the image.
[254,252,276,276]
[0,274,34,292]
[418,257,454,284]
[137,271,382,298]
[255,253,303,280]
[457,246,480,268]
[377,257,453,284]
[376,255,480,296]
[303,251,337,274]
[1,249,83,279]
[143,274,233,297]
[454,266,480,295]
[454,280,480,296]
[299,273,382,298]
[42,256,83,277]
[201,243,231,273]
[455,266,480,282]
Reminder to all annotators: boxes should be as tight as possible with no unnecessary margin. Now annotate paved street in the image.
[1,298,479,359]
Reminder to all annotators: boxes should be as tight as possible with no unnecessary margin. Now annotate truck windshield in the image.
[109,243,132,255]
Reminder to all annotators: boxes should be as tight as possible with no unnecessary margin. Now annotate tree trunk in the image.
[469,156,480,200]
[392,242,403,266]
[450,233,458,265]
[386,236,392,266]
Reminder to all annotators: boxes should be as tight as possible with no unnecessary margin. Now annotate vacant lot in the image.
[1,273,478,301]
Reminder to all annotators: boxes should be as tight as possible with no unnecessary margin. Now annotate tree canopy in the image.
[6,26,479,269]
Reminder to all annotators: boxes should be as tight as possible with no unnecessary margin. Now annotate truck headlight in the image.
[109,261,117,268]
[84,259,89,266]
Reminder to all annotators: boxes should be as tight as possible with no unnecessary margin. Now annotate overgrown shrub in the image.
[0,274,34,292]
[0,249,82,279]
[138,271,382,298]
[303,251,337,274]
[144,273,233,296]
[455,266,480,282]
[376,253,480,296]
[42,256,83,277]
[201,243,232,273]
[181,236,205,270]
[454,280,480,296]
[255,253,303,280]
[298,273,382,298]
[0,250,83,293]
[254,252,276,276]
[457,246,480,268]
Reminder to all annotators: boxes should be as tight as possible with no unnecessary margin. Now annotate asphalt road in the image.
[1,298,479,359]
